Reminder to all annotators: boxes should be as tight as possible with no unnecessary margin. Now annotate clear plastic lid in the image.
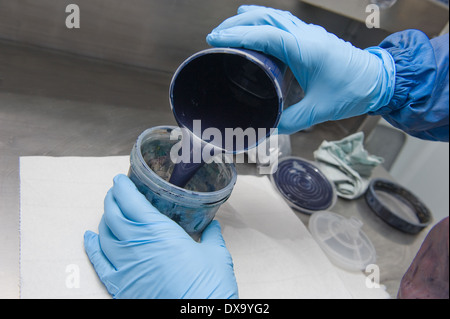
[308,211,376,271]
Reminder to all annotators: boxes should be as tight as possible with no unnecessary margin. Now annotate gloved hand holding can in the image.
[206,5,396,135]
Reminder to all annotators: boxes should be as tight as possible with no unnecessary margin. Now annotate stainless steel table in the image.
[0,40,429,298]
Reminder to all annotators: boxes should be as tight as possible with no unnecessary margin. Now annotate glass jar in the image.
[128,126,237,240]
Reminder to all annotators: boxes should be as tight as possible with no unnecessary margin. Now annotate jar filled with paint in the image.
[128,126,237,240]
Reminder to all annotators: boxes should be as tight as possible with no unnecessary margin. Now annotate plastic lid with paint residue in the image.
[270,157,336,214]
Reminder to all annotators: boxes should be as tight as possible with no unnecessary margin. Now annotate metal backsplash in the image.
[0,0,395,136]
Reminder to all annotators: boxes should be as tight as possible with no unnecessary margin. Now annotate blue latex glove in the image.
[84,174,239,299]
[206,5,396,135]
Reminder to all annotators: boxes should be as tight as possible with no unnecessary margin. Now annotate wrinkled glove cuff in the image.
[369,30,437,116]
[364,46,396,113]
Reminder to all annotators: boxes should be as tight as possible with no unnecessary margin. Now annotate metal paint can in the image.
[169,48,294,153]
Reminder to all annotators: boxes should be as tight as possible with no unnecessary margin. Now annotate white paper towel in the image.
[19,156,390,299]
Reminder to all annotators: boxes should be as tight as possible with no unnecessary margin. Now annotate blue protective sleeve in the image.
[371,30,449,142]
